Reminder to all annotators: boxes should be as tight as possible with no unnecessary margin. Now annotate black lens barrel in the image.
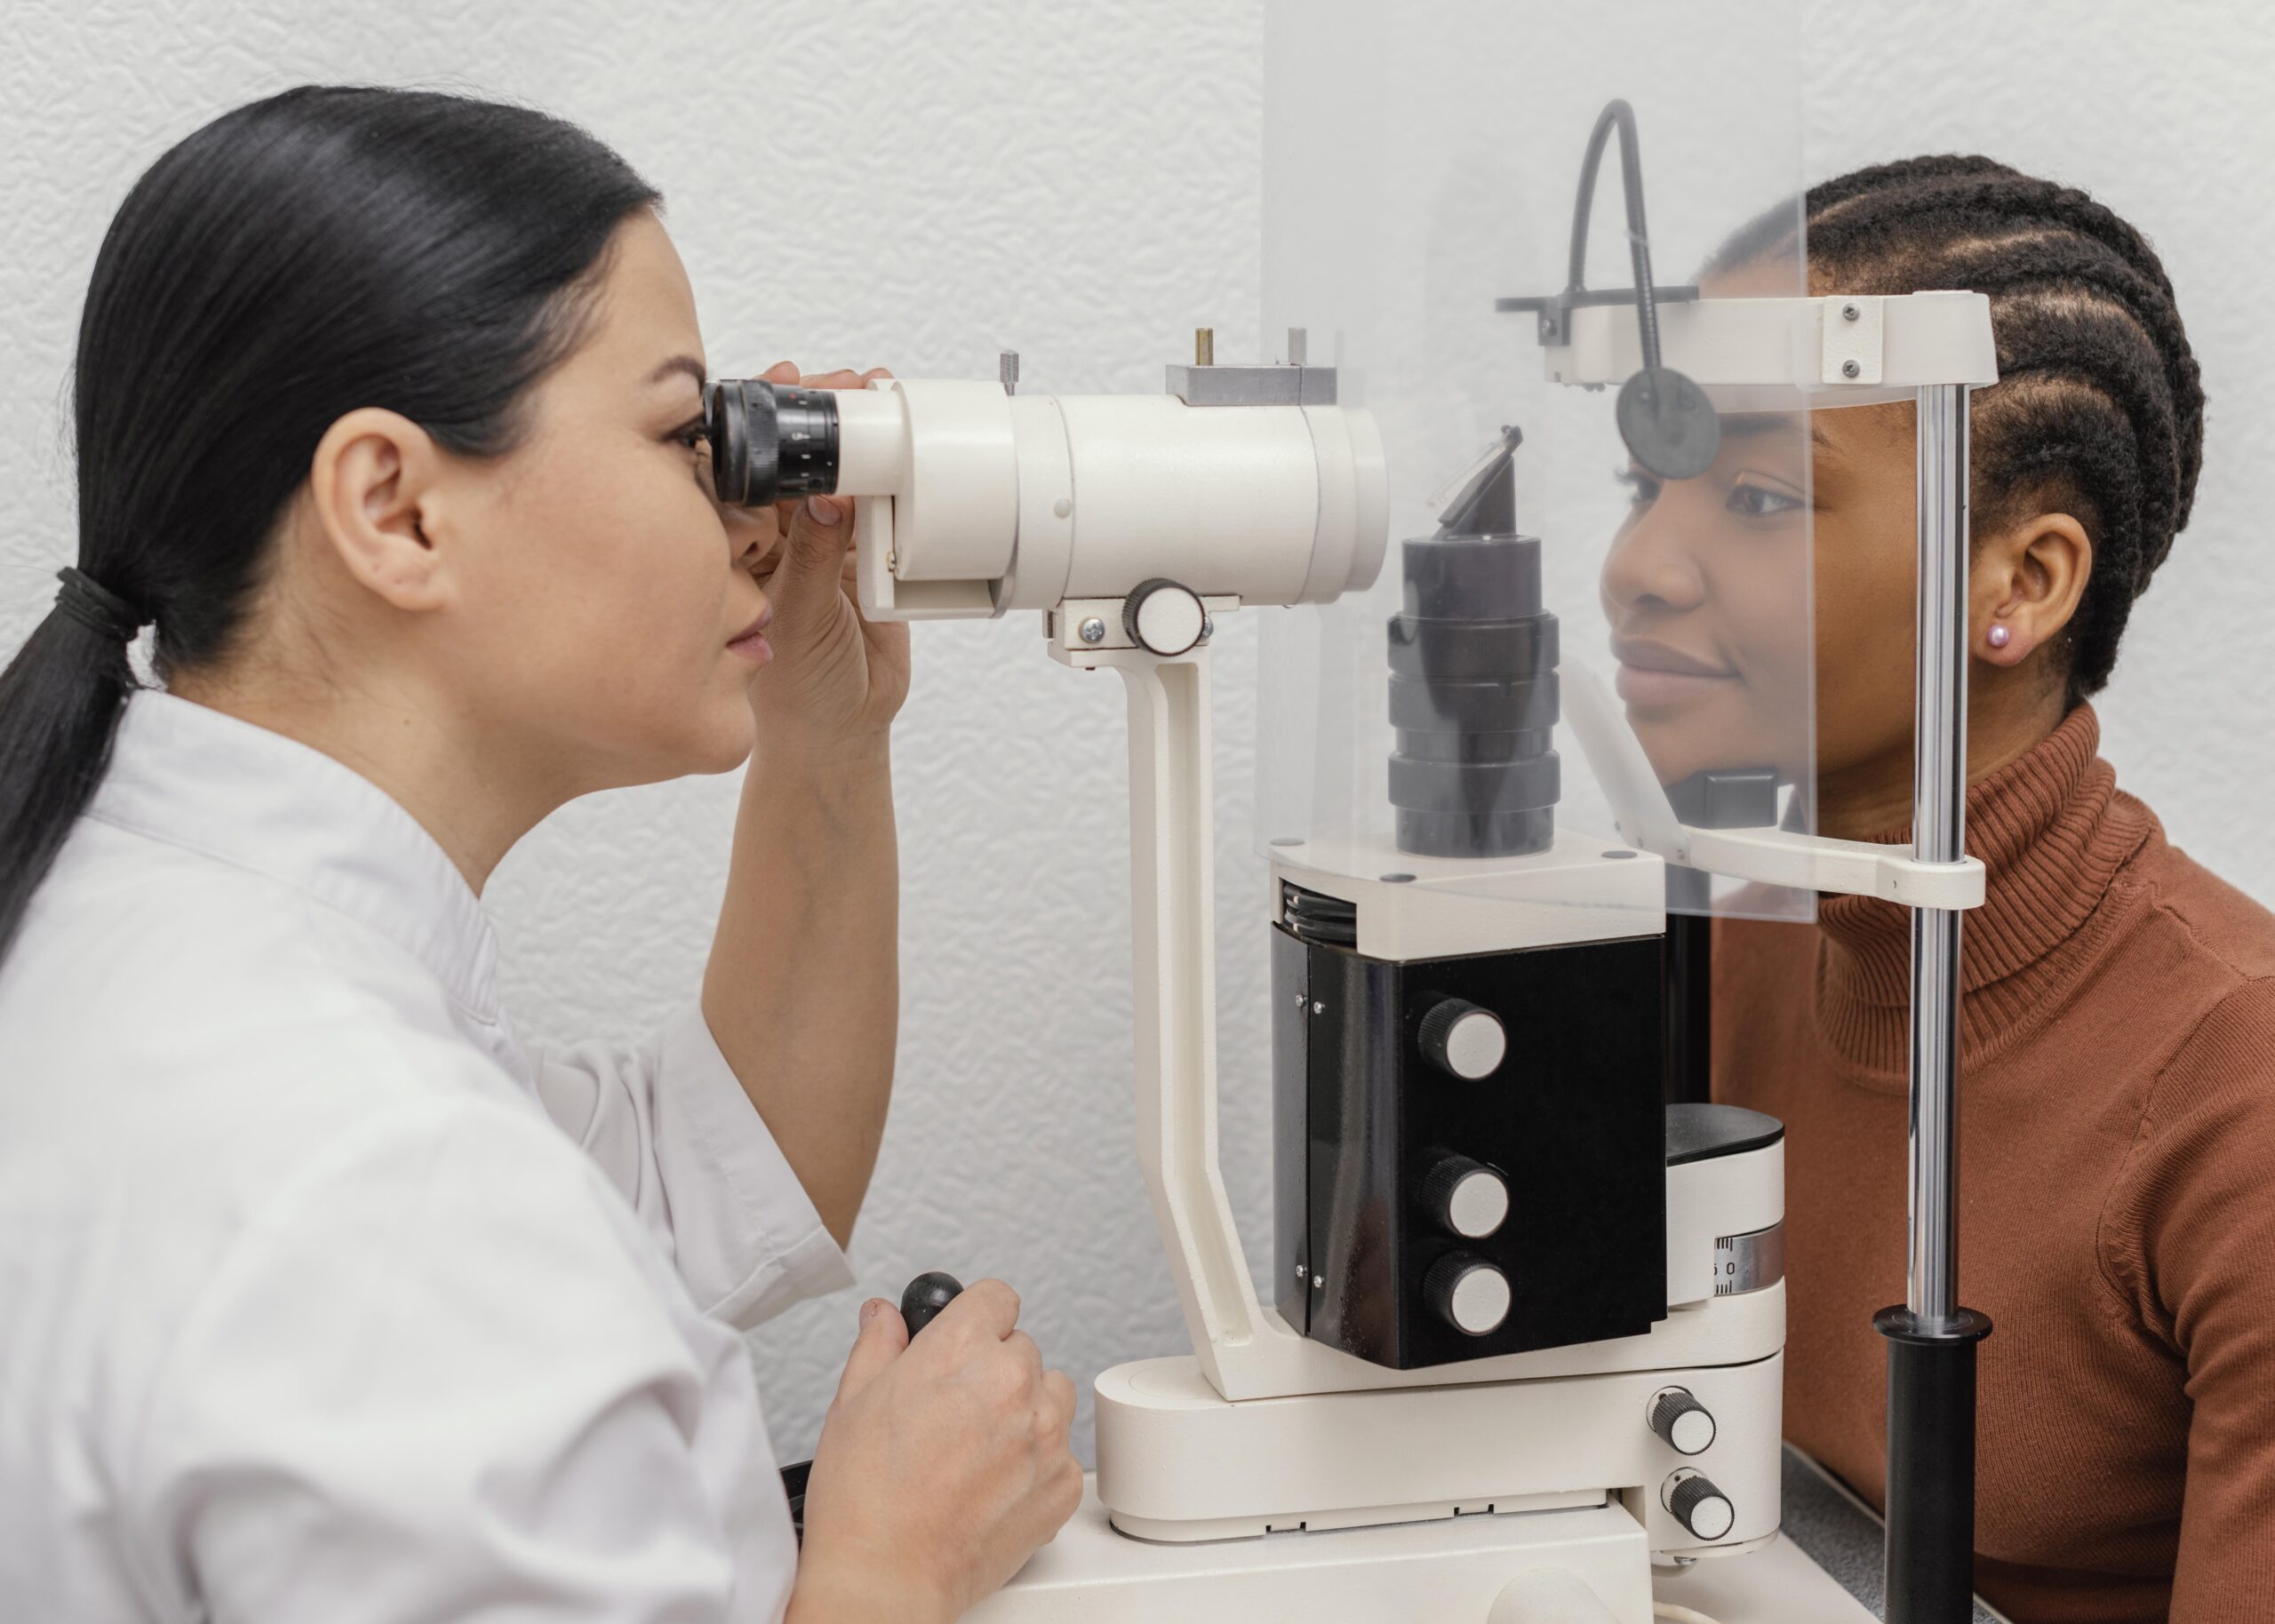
[704,378,842,507]
[1389,529,1561,859]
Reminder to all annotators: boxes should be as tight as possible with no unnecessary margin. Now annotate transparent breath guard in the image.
[1257,2,1817,938]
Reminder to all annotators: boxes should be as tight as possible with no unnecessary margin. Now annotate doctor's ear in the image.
[307,407,455,612]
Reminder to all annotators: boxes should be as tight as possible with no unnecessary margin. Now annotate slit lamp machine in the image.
[708,88,1998,1624]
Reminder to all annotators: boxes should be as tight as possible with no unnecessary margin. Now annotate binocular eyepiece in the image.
[704,378,844,508]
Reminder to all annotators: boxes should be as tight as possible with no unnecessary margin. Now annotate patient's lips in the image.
[1611,636,1736,706]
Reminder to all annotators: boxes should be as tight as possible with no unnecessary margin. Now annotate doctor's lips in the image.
[1611,637,1736,706]
[728,605,774,664]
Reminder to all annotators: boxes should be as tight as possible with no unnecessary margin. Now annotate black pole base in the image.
[1876,1304,1994,1624]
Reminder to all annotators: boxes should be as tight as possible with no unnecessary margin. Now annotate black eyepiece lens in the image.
[701,378,841,509]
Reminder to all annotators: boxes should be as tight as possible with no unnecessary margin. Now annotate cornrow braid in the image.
[1711,155,2206,705]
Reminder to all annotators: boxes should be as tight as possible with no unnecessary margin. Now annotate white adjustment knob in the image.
[1663,1469,1736,1541]
[1422,1155,1510,1239]
[1424,1253,1511,1336]
[1122,577,1209,656]
[1648,1387,1717,1456]
[1418,999,1506,1080]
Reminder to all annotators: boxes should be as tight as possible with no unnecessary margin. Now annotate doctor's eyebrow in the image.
[647,354,707,389]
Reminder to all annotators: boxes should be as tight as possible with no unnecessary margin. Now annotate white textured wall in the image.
[4,1,2271,1473]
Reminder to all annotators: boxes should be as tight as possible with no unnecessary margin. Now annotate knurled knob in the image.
[1664,1471,1736,1541]
[1418,999,1507,1080]
[1122,577,1209,656]
[1424,1252,1512,1336]
[1421,1155,1510,1239]
[1648,1387,1717,1456]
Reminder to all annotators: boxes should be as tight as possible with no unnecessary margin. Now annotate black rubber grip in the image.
[1877,1304,1994,1623]
[899,1270,965,1337]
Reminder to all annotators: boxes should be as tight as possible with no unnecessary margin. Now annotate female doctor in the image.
[0,84,1082,1622]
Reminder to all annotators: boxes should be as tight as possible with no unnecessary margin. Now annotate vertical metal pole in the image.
[1880,384,1993,1623]
[1908,383,1968,1325]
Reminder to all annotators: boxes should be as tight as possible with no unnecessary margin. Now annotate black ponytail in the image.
[0,85,661,964]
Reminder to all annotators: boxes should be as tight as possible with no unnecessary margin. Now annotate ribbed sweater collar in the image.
[1810,704,2158,1076]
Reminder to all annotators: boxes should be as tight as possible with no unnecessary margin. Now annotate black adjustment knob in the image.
[1421,1155,1510,1239]
[899,1271,964,1337]
[1664,1471,1736,1541]
[1648,1387,1717,1456]
[1423,1252,1511,1336]
[1418,998,1507,1080]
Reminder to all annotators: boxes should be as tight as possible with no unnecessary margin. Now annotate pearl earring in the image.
[1987,624,2012,650]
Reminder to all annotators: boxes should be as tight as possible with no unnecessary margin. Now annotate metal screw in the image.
[1295,1263,1308,1281]
[1200,615,1215,641]
[1311,1000,1324,1015]
[1313,1275,1325,1292]
[1194,327,1215,366]
[1841,302,1860,322]
[1841,359,1861,379]
[1079,617,1106,645]
[1000,350,1020,394]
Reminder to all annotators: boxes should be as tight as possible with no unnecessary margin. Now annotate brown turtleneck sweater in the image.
[1715,705,2275,1624]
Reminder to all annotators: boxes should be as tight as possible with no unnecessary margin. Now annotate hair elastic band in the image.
[52,567,150,643]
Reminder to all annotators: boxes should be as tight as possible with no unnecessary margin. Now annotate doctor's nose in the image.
[720,498,774,567]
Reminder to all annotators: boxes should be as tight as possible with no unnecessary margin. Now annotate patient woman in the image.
[1604,158,2265,1622]
[0,87,1079,1621]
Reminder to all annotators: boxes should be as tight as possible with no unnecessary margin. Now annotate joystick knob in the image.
[1663,1470,1736,1541]
[1648,1387,1717,1456]
[899,1270,964,1337]
[1418,999,1506,1080]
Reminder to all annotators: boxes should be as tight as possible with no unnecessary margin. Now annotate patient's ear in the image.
[1972,504,2092,672]
[307,407,455,613]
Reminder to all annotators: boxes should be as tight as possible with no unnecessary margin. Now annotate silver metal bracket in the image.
[1166,362,1337,407]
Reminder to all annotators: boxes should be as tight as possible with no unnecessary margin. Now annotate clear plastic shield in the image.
[1258,0,1816,923]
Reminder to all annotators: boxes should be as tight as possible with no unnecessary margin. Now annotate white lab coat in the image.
[0,689,855,1622]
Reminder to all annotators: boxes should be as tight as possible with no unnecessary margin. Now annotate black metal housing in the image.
[1273,895,1667,1369]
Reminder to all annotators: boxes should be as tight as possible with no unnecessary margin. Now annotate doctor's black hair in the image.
[1709,155,2205,711]
[0,84,661,966]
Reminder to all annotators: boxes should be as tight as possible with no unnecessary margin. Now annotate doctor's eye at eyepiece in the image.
[705,376,843,507]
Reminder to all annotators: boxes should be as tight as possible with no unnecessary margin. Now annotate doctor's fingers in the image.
[1039,1369,1076,1433]
[937,1277,1023,1342]
[831,1297,912,1406]
[800,366,890,391]
[1002,1328,1046,1388]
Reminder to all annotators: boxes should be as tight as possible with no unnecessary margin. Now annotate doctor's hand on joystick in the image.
[787,1276,1082,1624]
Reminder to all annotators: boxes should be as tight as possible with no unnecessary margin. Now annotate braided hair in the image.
[1712,156,2205,706]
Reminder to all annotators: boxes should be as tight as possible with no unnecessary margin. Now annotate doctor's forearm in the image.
[702,736,898,1248]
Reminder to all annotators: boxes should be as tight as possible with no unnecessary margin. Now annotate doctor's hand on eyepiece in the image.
[787,1278,1083,1624]
[730,361,911,759]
